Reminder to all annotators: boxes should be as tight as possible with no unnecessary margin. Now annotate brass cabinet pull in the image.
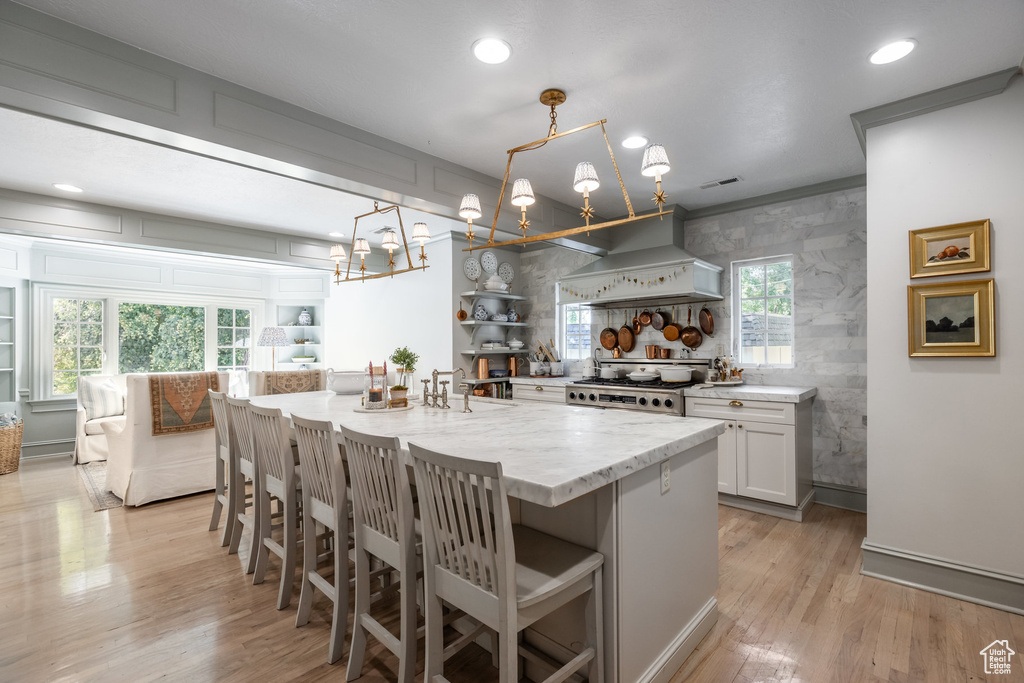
[535,385,544,391]
[727,423,733,428]
[728,400,743,407]
[738,424,743,428]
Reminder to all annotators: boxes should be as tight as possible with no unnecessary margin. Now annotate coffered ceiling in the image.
[2,0,1023,243]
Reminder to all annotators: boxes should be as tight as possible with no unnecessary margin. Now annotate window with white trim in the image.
[561,303,592,361]
[35,284,260,400]
[732,255,794,366]
[51,297,104,396]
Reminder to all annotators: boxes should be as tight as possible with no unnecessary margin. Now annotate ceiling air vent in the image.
[699,176,742,190]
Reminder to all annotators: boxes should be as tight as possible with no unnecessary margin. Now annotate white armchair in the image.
[103,372,229,506]
[74,374,127,464]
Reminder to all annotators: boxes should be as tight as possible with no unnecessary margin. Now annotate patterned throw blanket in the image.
[264,370,322,395]
[148,372,219,436]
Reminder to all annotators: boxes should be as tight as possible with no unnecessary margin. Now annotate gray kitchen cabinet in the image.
[685,393,814,521]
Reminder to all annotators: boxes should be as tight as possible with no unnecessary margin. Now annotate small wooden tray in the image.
[352,404,416,414]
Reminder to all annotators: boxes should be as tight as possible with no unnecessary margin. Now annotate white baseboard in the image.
[636,596,718,683]
[718,489,815,522]
[861,541,1024,616]
[20,437,75,459]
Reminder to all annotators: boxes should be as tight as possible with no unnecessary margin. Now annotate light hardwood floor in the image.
[2,456,1021,682]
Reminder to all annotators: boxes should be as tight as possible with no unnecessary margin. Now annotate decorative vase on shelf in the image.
[297,307,313,326]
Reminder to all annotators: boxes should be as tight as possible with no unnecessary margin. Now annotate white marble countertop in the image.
[509,376,577,386]
[250,391,724,508]
[682,384,817,402]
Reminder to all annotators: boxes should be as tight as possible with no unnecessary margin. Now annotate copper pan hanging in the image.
[699,304,715,336]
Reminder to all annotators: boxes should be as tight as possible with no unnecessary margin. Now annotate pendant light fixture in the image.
[331,202,428,283]
[456,88,672,251]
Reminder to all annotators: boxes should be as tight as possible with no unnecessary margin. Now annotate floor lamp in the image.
[257,326,287,371]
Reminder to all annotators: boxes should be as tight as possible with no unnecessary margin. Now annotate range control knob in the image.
[664,398,674,409]
[588,393,597,402]
[568,391,577,400]
[638,397,648,406]
[652,398,661,407]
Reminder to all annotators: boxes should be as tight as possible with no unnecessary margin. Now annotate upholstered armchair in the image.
[74,374,128,464]
[103,372,228,506]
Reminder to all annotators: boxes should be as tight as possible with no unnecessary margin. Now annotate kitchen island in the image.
[249,391,725,683]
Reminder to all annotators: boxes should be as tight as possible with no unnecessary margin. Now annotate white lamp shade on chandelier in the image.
[459,193,483,220]
[353,238,371,255]
[381,228,400,252]
[411,222,431,243]
[641,143,671,179]
[329,244,347,261]
[257,326,288,348]
[573,162,600,193]
[510,178,536,207]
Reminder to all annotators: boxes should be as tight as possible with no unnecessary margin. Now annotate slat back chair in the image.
[409,442,604,683]
[292,414,351,664]
[341,426,419,683]
[207,390,236,546]
[225,395,259,574]
[249,402,302,610]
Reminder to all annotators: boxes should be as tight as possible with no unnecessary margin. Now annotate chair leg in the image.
[277,491,298,610]
[228,472,246,555]
[345,543,371,681]
[220,460,236,547]
[422,583,445,682]
[499,623,518,683]
[295,510,317,628]
[252,489,272,584]
[397,551,417,683]
[209,454,225,532]
[588,566,604,683]
[327,522,348,665]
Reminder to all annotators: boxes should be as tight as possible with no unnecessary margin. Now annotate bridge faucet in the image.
[428,368,466,408]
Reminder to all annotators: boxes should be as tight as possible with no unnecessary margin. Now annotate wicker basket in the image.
[0,421,23,475]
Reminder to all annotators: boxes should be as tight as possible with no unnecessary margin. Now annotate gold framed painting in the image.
[909,219,990,278]
[908,279,994,357]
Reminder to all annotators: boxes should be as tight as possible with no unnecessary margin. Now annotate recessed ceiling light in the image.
[472,38,511,65]
[329,232,344,238]
[53,183,83,193]
[869,39,916,65]
[622,136,649,149]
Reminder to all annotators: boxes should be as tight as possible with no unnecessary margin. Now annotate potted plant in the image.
[389,346,419,388]
[389,384,409,407]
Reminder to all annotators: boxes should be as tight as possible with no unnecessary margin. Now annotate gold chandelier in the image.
[458,88,672,252]
[330,202,430,284]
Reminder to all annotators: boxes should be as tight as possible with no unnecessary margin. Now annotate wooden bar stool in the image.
[225,396,259,575]
[292,414,351,664]
[207,390,235,546]
[409,442,605,683]
[341,426,420,683]
[249,403,302,610]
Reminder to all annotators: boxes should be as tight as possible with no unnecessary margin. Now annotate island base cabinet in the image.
[517,439,720,682]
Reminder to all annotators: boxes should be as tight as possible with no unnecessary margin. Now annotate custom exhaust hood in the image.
[557,209,723,307]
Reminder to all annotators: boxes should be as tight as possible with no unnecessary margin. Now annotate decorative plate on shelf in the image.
[498,262,515,284]
[481,251,498,274]
[463,257,481,281]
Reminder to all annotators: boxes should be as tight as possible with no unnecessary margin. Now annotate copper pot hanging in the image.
[680,305,704,349]
[618,311,636,352]
[663,306,682,342]
[600,311,618,351]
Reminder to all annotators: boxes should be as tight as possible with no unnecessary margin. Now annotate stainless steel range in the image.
[565,360,706,416]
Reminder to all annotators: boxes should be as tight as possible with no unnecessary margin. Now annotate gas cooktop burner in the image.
[572,377,698,389]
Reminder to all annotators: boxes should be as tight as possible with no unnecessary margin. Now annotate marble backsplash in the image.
[521,187,867,489]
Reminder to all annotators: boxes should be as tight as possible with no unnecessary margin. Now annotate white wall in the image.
[866,76,1024,576]
[324,236,454,385]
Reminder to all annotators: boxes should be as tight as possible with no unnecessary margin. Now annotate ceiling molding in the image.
[681,175,866,221]
[849,67,1021,154]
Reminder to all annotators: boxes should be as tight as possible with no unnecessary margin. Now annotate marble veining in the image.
[684,385,817,402]
[509,376,577,387]
[250,391,724,507]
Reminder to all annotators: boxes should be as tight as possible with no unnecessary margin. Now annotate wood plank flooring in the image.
[2,456,1021,682]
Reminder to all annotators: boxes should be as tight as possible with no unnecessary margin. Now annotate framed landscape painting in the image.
[907,279,994,357]
[909,219,990,278]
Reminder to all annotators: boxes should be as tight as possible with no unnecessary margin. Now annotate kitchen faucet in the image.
[427,368,466,409]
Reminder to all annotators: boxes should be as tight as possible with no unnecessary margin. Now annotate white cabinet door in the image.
[736,421,796,505]
[718,420,737,494]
